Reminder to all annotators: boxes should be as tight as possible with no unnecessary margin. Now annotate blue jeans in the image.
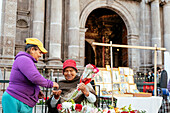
[2,91,33,113]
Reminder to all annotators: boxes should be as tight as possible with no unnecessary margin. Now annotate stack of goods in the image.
[94,67,152,97]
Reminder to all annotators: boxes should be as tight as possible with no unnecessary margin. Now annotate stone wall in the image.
[0,0,168,73]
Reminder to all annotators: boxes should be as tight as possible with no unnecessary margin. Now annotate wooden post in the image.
[154,44,157,96]
[110,41,114,106]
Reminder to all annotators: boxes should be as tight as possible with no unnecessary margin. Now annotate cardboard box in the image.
[133,92,152,97]
[102,94,133,97]
[125,92,152,97]
[113,94,133,97]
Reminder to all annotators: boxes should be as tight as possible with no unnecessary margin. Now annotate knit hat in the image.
[63,59,78,73]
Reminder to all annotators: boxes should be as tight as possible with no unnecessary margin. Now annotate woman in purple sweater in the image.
[2,38,59,113]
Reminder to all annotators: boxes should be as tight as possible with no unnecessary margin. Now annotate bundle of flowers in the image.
[57,101,102,113]
[37,97,49,105]
[57,101,146,113]
[67,64,99,102]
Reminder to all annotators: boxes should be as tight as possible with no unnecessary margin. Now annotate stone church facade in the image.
[0,0,170,74]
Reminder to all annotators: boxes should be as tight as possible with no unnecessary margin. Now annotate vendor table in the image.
[115,96,162,113]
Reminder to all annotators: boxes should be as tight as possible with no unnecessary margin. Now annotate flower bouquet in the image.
[108,104,146,113]
[67,64,99,102]
[57,101,146,113]
[37,97,49,105]
[57,99,83,113]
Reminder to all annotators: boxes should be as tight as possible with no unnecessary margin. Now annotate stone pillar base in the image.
[47,58,63,66]
[35,61,46,67]
[0,56,14,67]
[139,64,154,72]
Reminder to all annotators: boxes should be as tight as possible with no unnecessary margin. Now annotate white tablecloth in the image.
[115,96,162,113]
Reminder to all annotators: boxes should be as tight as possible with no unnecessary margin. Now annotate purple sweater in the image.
[6,52,53,107]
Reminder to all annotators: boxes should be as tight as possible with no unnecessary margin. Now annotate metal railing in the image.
[1,67,160,112]
[0,67,101,113]
[0,67,54,113]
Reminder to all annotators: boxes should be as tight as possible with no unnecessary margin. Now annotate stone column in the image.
[68,0,80,60]
[139,0,152,71]
[163,0,170,53]
[127,35,140,72]
[0,0,3,56]
[151,0,162,65]
[48,0,62,65]
[0,0,17,66]
[33,0,45,66]
[33,0,45,43]
[79,28,87,66]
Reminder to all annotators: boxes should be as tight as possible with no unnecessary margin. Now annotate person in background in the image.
[159,67,169,113]
[2,38,59,113]
[160,67,168,88]
[150,67,161,82]
[157,67,161,83]
[146,70,152,82]
[47,59,97,113]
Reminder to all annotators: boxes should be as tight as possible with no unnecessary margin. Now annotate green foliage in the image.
[108,105,114,109]
[70,99,75,104]
[139,110,146,113]
[128,104,132,111]
[36,99,45,105]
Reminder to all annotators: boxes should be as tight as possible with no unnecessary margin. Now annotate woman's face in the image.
[64,67,77,81]
[30,47,42,61]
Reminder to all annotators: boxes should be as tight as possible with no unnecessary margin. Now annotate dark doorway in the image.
[85,41,95,65]
[85,8,128,67]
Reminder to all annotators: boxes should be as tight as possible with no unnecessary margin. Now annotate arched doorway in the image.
[85,41,95,65]
[85,8,128,67]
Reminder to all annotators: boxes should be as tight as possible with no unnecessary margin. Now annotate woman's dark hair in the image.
[25,44,39,54]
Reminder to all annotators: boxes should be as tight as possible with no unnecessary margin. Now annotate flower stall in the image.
[56,100,146,113]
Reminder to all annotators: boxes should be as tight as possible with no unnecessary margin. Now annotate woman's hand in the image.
[77,83,89,97]
[52,90,62,99]
[53,82,59,89]
[38,90,44,99]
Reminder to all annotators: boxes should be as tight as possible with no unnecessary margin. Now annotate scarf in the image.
[46,76,97,113]
[58,76,96,103]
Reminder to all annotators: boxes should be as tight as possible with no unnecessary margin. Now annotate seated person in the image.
[47,59,97,113]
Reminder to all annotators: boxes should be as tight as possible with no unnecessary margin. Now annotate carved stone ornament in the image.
[16,19,28,28]
[80,0,93,12]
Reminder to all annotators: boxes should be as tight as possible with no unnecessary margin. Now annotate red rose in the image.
[91,64,96,68]
[93,68,99,73]
[82,78,92,85]
[57,104,62,110]
[43,97,49,100]
[75,104,83,112]
[130,110,138,113]
[107,110,111,113]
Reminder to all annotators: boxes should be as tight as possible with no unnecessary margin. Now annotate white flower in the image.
[103,108,109,113]
[85,105,92,113]
[62,102,72,109]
